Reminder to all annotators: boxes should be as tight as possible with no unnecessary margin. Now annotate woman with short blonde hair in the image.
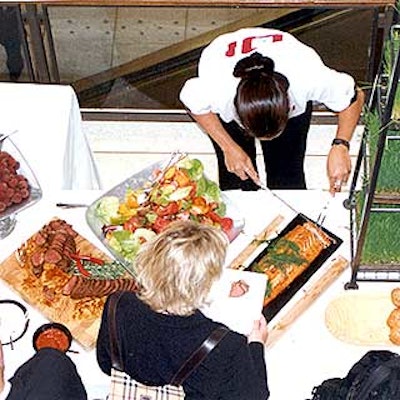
[136,220,228,316]
[97,220,269,400]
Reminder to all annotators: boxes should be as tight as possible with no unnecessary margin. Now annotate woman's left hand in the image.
[327,145,351,194]
[247,315,268,344]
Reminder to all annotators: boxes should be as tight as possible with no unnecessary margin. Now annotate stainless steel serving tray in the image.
[86,157,245,276]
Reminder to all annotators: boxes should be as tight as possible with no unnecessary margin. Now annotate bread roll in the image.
[391,288,400,307]
[389,327,400,345]
[387,308,400,328]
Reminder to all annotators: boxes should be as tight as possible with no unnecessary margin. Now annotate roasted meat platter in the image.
[0,218,138,349]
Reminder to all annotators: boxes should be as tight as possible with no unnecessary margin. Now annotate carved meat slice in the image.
[16,219,78,277]
[63,275,140,299]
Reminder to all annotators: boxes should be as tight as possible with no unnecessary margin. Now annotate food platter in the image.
[325,291,393,346]
[0,218,135,349]
[242,213,343,321]
[86,155,244,276]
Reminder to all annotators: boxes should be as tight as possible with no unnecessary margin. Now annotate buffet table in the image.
[0,188,399,400]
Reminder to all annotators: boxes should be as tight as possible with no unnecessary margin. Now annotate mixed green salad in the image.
[94,157,235,265]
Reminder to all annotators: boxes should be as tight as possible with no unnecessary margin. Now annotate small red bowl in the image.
[33,322,72,353]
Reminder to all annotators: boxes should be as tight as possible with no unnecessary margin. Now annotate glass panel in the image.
[1,5,376,111]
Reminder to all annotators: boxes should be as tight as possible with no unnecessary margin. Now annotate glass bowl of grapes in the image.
[0,136,42,239]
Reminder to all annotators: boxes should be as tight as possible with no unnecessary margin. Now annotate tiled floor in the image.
[0,6,372,87]
[84,120,364,192]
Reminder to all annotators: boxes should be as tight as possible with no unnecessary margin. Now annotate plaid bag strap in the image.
[108,291,125,371]
[170,326,229,386]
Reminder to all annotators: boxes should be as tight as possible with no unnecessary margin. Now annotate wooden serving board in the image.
[229,213,343,322]
[0,218,112,350]
[268,256,348,348]
[325,290,394,346]
[229,215,285,270]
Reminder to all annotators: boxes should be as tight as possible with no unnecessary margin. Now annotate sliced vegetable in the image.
[69,253,105,266]
[75,259,91,277]
[95,196,120,224]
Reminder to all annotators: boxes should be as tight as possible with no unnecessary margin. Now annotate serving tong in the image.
[316,196,333,227]
[258,183,332,228]
[141,151,187,198]
[0,129,18,145]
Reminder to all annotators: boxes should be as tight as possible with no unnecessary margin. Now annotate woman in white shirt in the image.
[180,28,364,193]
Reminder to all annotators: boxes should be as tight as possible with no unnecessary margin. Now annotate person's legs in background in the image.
[0,6,24,81]
[260,101,313,189]
[6,348,87,400]
[210,119,259,191]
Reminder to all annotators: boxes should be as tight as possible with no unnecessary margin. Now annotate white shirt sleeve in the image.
[179,77,214,115]
[308,66,356,112]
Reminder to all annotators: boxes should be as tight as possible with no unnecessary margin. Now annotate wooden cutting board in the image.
[0,218,112,350]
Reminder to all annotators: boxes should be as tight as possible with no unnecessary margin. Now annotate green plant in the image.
[365,108,400,193]
[361,210,400,265]
[356,16,400,266]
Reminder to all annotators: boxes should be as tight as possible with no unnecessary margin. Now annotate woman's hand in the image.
[328,87,364,194]
[190,112,260,185]
[247,315,268,344]
[327,145,351,194]
[224,143,260,184]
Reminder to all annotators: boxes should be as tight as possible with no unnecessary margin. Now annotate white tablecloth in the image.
[0,82,101,194]
[0,189,398,400]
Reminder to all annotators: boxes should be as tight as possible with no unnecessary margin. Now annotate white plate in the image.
[0,299,30,346]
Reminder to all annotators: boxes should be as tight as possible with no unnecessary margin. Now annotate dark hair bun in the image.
[233,52,275,79]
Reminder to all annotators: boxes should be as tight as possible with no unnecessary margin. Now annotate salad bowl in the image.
[86,155,244,276]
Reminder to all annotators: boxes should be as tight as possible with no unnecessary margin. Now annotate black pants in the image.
[210,101,313,191]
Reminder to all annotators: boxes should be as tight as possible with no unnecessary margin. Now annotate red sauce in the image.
[35,328,70,352]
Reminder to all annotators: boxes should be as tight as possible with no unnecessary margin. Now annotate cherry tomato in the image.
[123,216,145,232]
[125,193,139,208]
[152,216,171,233]
[220,217,234,233]
[157,201,180,217]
